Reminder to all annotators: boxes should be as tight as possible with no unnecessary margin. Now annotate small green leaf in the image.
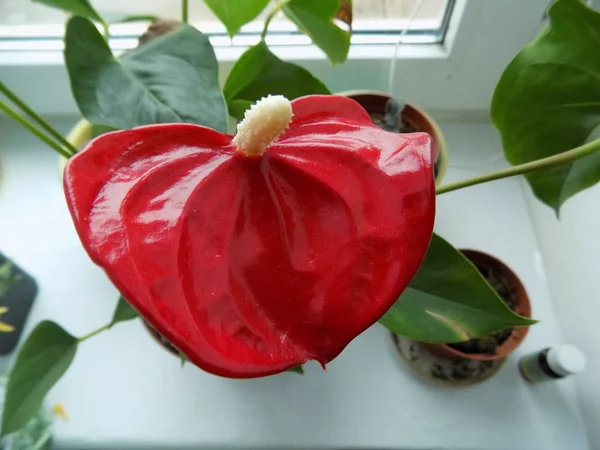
[114,15,161,24]
[288,366,304,375]
[1,321,77,437]
[204,0,269,37]
[283,0,351,64]
[379,234,536,343]
[91,123,116,138]
[110,296,139,327]
[223,41,330,120]
[65,16,227,132]
[32,0,104,23]
[491,0,600,214]
[178,351,187,367]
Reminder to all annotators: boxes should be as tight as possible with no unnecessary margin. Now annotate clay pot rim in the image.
[425,249,532,362]
[335,89,448,186]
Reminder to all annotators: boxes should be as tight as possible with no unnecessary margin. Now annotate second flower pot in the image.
[424,249,532,362]
[337,90,448,186]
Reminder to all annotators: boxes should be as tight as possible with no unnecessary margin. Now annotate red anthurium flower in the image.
[64,95,435,378]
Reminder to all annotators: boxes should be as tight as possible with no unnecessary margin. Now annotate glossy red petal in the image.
[64,95,435,378]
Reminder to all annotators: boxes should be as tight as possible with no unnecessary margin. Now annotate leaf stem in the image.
[0,82,77,155]
[77,324,111,343]
[182,0,189,24]
[436,138,600,195]
[0,100,72,159]
[261,0,290,41]
[102,21,110,40]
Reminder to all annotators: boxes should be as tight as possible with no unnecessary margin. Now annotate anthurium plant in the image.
[0,0,599,437]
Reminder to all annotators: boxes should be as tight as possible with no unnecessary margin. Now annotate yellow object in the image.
[0,306,14,332]
[52,403,69,420]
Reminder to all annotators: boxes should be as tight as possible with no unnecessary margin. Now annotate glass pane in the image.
[0,0,451,32]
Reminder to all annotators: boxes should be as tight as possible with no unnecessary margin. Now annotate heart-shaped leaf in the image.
[491,0,600,214]
[1,321,77,437]
[110,296,139,326]
[283,0,351,64]
[65,16,227,132]
[223,41,330,120]
[63,95,435,378]
[204,0,269,37]
[379,234,536,343]
[32,0,103,23]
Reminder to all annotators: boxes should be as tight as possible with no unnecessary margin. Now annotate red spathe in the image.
[64,95,435,378]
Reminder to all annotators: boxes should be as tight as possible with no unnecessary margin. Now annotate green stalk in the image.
[0,101,72,159]
[0,82,77,156]
[436,138,600,195]
[102,21,110,40]
[77,324,111,343]
[261,0,290,41]
[182,0,189,24]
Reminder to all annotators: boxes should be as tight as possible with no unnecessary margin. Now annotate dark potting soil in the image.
[448,258,519,356]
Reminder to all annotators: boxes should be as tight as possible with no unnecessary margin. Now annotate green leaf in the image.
[65,16,227,132]
[287,366,304,375]
[491,0,600,214]
[223,41,330,120]
[32,0,103,23]
[91,123,116,138]
[178,351,187,367]
[283,0,351,64]
[1,321,77,437]
[110,296,139,327]
[379,234,536,343]
[204,0,269,37]
[114,15,160,23]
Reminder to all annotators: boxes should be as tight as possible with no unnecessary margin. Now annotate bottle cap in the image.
[547,345,586,377]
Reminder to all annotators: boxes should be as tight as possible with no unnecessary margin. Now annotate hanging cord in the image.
[387,0,426,93]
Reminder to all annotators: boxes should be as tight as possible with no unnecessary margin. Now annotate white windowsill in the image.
[0,116,590,449]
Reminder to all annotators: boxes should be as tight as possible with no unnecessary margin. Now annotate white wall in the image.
[526,183,600,449]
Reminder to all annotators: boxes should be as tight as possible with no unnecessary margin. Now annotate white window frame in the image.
[0,0,551,117]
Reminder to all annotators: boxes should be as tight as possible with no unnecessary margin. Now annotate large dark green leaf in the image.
[223,41,330,120]
[379,234,536,343]
[1,321,77,436]
[32,0,103,23]
[283,0,351,64]
[110,296,139,326]
[65,16,227,132]
[491,0,600,214]
[204,0,269,37]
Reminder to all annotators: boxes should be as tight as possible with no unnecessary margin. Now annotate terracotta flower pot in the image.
[424,250,532,361]
[336,90,448,186]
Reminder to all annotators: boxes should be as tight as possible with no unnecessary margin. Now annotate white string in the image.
[387,0,426,94]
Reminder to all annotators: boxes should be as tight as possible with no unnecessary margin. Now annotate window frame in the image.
[0,0,551,118]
